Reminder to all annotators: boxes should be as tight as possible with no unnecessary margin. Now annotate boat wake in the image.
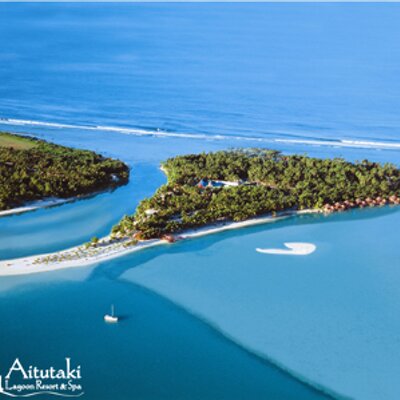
[256,242,316,256]
[1,117,400,151]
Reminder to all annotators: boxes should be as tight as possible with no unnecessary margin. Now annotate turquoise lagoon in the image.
[1,3,400,399]
[123,206,400,399]
[0,128,399,399]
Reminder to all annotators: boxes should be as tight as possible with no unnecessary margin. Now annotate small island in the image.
[2,148,399,276]
[0,131,129,212]
[112,149,400,240]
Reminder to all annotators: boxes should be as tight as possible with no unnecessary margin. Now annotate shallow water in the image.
[0,271,328,400]
[0,3,400,399]
[122,207,400,399]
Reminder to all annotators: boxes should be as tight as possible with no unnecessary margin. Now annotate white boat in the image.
[104,304,118,323]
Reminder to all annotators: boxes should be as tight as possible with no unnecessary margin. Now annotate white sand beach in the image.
[0,209,319,276]
[0,198,72,218]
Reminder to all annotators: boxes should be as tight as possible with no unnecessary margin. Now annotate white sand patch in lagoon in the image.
[256,242,316,256]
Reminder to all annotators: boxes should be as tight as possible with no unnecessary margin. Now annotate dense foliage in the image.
[0,132,129,210]
[113,149,400,239]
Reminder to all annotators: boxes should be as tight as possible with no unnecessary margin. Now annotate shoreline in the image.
[0,197,73,218]
[0,185,125,219]
[0,209,319,277]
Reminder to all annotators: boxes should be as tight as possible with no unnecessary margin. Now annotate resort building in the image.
[197,179,241,189]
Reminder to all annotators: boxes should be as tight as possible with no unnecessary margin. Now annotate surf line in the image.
[2,117,400,150]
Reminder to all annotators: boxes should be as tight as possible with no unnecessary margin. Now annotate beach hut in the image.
[133,231,144,240]
[162,234,175,243]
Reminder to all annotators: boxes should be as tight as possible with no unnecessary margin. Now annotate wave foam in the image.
[0,117,250,142]
[276,138,400,150]
[1,117,400,151]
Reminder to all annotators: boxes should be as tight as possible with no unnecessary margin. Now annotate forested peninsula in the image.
[4,148,400,273]
[0,132,129,210]
[113,149,400,240]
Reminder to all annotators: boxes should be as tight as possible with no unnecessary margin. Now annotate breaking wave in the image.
[1,117,400,151]
[276,138,400,150]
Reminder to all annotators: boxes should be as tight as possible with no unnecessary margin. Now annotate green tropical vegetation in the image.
[0,132,38,150]
[0,131,129,210]
[112,149,400,240]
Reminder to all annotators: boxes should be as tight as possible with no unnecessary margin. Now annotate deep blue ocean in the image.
[0,4,399,399]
